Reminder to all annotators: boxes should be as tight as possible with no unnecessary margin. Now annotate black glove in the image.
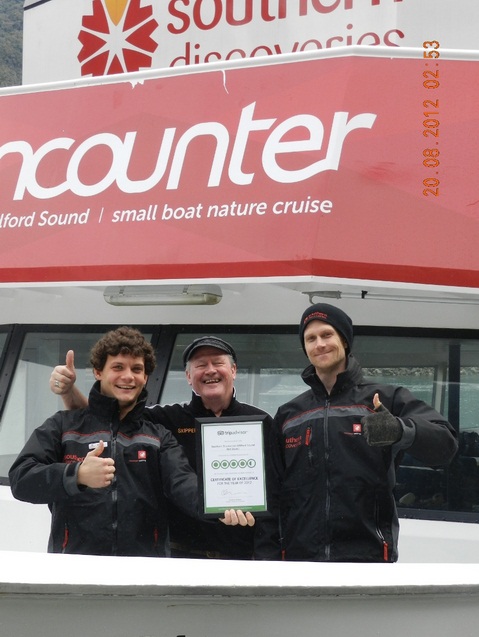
[361,403,402,447]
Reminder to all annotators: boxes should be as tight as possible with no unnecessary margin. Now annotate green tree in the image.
[0,0,23,88]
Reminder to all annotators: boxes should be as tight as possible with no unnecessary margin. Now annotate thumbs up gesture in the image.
[361,393,402,447]
[77,440,115,489]
[50,349,76,394]
[50,350,89,410]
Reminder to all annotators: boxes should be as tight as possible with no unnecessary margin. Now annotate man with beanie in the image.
[49,335,274,560]
[267,303,458,562]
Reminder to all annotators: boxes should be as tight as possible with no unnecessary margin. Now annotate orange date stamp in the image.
[422,40,440,197]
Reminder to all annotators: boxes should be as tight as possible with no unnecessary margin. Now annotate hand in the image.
[50,350,76,395]
[77,440,115,489]
[361,393,402,447]
[219,509,255,527]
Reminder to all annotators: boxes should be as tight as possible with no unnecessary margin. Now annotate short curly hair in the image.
[90,326,156,375]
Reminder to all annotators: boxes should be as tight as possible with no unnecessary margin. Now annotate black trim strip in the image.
[399,508,479,525]
[24,0,54,10]
[0,326,24,422]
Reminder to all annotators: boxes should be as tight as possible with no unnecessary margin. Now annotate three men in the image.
[38,307,458,563]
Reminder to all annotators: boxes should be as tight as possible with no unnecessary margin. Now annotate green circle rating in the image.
[211,458,256,469]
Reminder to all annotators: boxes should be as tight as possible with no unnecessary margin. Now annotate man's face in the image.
[94,354,147,415]
[303,321,347,376]
[186,346,237,405]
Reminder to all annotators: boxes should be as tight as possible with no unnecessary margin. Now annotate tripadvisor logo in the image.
[78,0,159,76]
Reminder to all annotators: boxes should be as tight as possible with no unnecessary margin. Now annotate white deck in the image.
[1,551,479,637]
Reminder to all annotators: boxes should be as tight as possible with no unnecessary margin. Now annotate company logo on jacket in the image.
[285,435,302,449]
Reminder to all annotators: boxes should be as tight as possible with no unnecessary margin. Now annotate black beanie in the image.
[299,303,354,353]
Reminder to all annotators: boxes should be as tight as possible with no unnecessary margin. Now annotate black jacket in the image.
[269,355,458,562]
[146,392,274,559]
[9,382,198,556]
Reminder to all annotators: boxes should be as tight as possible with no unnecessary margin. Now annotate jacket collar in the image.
[189,388,237,416]
[301,354,363,396]
[88,380,148,423]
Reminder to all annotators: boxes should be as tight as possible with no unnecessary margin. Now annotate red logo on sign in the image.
[138,450,147,460]
[78,0,159,77]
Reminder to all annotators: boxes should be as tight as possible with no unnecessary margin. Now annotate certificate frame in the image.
[195,415,270,519]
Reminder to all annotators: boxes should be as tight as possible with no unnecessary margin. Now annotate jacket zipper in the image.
[375,502,389,561]
[324,398,331,561]
[61,524,69,552]
[305,425,313,466]
[110,422,119,555]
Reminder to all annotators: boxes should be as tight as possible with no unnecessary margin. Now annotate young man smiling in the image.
[10,327,251,556]
[267,303,458,563]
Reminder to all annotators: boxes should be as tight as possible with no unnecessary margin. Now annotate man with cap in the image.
[266,303,458,562]
[49,335,274,559]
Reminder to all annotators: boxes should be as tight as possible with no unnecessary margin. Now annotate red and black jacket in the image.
[9,382,198,556]
[268,355,458,562]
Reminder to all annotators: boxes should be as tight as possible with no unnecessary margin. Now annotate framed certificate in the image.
[195,415,269,518]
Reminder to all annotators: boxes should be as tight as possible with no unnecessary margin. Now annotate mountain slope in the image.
[0,0,23,88]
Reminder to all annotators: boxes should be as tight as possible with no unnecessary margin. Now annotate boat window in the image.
[1,327,479,522]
